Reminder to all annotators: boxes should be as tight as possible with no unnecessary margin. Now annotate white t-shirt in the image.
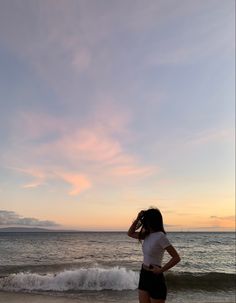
[142,231,171,267]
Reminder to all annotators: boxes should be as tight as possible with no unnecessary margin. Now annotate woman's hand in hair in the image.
[137,210,145,220]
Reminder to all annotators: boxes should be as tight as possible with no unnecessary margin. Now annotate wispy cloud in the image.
[0,210,59,227]
[12,166,91,196]
[0,0,233,101]
[22,182,44,189]
[186,128,234,146]
[5,108,154,195]
[111,165,154,177]
[210,215,235,222]
[0,0,234,230]
[11,167,46,189]
[209,215,235,230]
[55,171,91,196]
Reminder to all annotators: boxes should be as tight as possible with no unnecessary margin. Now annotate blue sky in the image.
[0,0,235,230]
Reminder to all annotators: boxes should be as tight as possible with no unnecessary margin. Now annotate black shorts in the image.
[138,266,167,300]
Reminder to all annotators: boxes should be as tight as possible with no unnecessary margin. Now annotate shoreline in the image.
[0,291,234,303]
[0,292,79,303]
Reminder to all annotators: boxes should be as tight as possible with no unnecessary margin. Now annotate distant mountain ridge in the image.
[0,227,77,232]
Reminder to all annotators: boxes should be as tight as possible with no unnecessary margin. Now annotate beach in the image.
[0,292,78,303]
[0,291,234,303]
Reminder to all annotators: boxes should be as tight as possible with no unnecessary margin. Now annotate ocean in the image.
[0,232,235,302]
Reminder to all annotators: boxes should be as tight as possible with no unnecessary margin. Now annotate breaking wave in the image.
[0,267,138,292]
[0,267,234,293]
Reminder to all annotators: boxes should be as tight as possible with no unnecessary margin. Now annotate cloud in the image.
[144,1,234,67]
[12,167,46,189]
[154,127,234,156]
[186,129,234,146]
[22,182,44,189]
[111,165,154,177]
[209,215,235,230]
[210,215,235,221]
[0,210,59,227]
[182,225,234,231]
[4,108,155,195]
[55,171,91,196]
[9,111,67,142]
[1,0,233,102]
[53,129,124,164]
[12,166,91,196]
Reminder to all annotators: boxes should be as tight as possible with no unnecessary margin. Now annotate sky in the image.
[0,0,235,231]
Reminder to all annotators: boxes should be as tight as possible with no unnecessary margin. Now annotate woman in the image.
[127,208,181,303]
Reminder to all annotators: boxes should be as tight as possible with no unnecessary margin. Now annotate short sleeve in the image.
[159,233,171,249]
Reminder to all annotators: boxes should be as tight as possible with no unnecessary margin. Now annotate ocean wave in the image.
[0,267,234,293]
[0,267,138,292]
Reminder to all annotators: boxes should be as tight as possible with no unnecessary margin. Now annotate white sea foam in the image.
[0,267,139,292]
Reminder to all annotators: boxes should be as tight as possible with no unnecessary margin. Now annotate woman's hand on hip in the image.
[151,265,163,275]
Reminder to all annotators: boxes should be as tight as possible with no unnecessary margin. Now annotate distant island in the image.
[0,227,126,232]
[0,227,77,232]
[1,227,230,233]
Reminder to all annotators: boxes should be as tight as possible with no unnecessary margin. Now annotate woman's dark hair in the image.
[138,208,166,240]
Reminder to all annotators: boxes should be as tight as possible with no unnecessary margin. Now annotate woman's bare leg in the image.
[139,290,151,303]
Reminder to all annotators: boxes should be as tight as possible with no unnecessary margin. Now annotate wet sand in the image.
[0,292,82,303]
[0,291,234,303]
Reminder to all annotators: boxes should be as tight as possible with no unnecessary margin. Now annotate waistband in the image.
[142,263,161,271]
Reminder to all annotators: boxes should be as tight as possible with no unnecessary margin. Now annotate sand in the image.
[0,291,234,303]
[0,292,81,303]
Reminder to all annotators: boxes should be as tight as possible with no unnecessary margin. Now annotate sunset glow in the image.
[0,0,235,231]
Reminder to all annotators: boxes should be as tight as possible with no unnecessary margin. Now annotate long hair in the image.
[138,208,166,241]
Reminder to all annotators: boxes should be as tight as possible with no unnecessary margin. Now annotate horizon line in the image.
[0,227,234,233]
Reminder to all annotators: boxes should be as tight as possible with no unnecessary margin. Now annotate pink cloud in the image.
[12,166,91,196]
[51,129,124,164]
[13,112,66,141]
[55,171,91,195]
[11,167,46,188]
[22,182,44,189]
[111,165,154,177]
[15,109,148,170]
[39,128,153,179]
[7,109,155,194]
[13,167,46,179]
